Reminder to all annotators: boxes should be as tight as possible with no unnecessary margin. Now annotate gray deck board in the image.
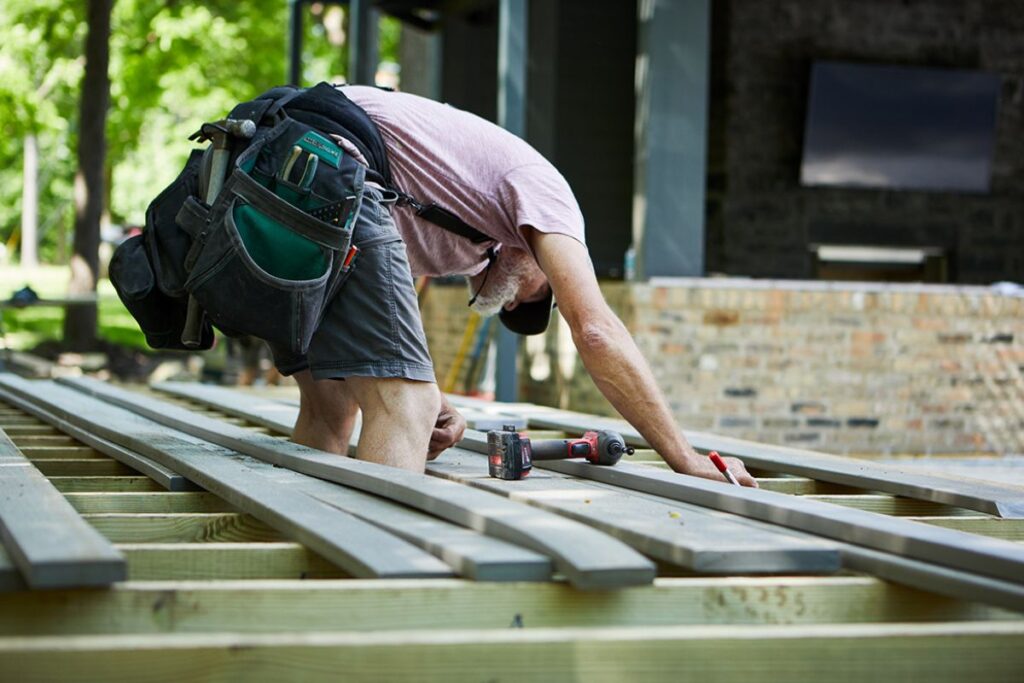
[0,427,125,588]
[520,451,1024,586]
[0,376,451,580]
[154,382,844,574]
[0,387,196,492]
[151,384,553,581]
[427,450,840,573]
[62,377,656,589]
[460,401,1024,518]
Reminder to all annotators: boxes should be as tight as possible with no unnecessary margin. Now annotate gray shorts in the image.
[270,187,435,382]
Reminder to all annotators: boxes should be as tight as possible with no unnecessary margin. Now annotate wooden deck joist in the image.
[0,428,125,589]
[59,377,657,589]
[0,576,1016,636]
[487,402,1024,518]
[1,622,1023,683]
[117,543,346,581]
[81,513,284,543]
[0,389,196,491]
[0,377,453,580]
[164,381,844,575]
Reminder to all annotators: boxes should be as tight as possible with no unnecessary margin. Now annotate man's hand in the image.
[428,398,466,460]
[671,452,759,488]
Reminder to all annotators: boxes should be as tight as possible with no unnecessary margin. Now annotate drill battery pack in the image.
[488,428,533,480]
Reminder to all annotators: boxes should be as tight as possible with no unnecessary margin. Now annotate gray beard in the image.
[468,273,520,317]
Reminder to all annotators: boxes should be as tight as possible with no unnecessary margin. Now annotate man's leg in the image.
[346,377,440,471]
[287,186,439,470]
[293,370,360,455]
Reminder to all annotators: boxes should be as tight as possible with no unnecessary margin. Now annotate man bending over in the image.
[279,85,757,487]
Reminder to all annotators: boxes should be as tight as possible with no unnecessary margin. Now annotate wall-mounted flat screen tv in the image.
[800,61,1000,193]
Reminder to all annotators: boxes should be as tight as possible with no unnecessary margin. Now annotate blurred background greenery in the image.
[0,0,399,353]
[1,0,400,261]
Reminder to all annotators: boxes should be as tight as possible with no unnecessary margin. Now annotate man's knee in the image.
[296,372,359,426]
[348,377,439,425]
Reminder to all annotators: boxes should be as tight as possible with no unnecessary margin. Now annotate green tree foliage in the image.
[1,1,403,260]
[0,0,84,262]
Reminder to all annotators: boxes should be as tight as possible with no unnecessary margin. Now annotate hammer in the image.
[181,118,256,348]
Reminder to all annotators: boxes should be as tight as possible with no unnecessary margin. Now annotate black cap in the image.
[498,289,555,335]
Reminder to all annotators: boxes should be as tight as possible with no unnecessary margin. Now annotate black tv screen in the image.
[800,61,1000,193]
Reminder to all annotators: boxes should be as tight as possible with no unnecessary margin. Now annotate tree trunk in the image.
[64,0,113,348]
[21,134,39,268]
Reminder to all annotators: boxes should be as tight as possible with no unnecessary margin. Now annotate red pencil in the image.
[708,451,741,486]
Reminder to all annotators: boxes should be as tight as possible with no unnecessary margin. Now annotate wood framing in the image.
[0,378,453,580]
[0,387,196,491]
[63,492,236,515]
[0,428,125,589]
[116,543,347,581]
[58,377,657,589]
[80,513,285,544]
[1,622,1022,682]
[0,577,1016,636]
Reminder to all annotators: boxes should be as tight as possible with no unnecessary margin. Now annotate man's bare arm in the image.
[528,230,757,487]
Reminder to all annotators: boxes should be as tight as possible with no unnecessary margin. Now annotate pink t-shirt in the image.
[344,86,586,277]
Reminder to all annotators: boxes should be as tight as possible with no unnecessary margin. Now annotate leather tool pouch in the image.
[177,118,363,355]
[109,150,216,350]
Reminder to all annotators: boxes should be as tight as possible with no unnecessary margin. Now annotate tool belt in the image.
[110,82,488,355]
[110,84,365,355]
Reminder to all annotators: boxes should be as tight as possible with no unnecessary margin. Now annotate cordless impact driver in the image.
[487,425,635,480]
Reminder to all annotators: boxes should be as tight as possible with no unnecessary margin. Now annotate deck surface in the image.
[0,380,1022,681]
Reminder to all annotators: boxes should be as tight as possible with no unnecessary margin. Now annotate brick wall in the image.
[707,0,1024,283]
[421,279,1024,455]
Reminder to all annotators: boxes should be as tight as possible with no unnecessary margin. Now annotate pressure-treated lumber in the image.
[910,516,1024,542]
[0,576,1016,637]
[0,428,125,588]
[2,622,1023,683]
[0,426,57,437]
[64,492,236,514]
[18,446,104,459]
[82,513,285,543]
[0,386,196,491]
[0,377,452,580]
[8,378,551,583]
[117,543,347,581]
[165,381,838,575]
[48,477,165,493]
[805,494,977,517]
[60,377,656,589]
[503,403,1024,518]
[31,459,137,477]
[428,450,839,573]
